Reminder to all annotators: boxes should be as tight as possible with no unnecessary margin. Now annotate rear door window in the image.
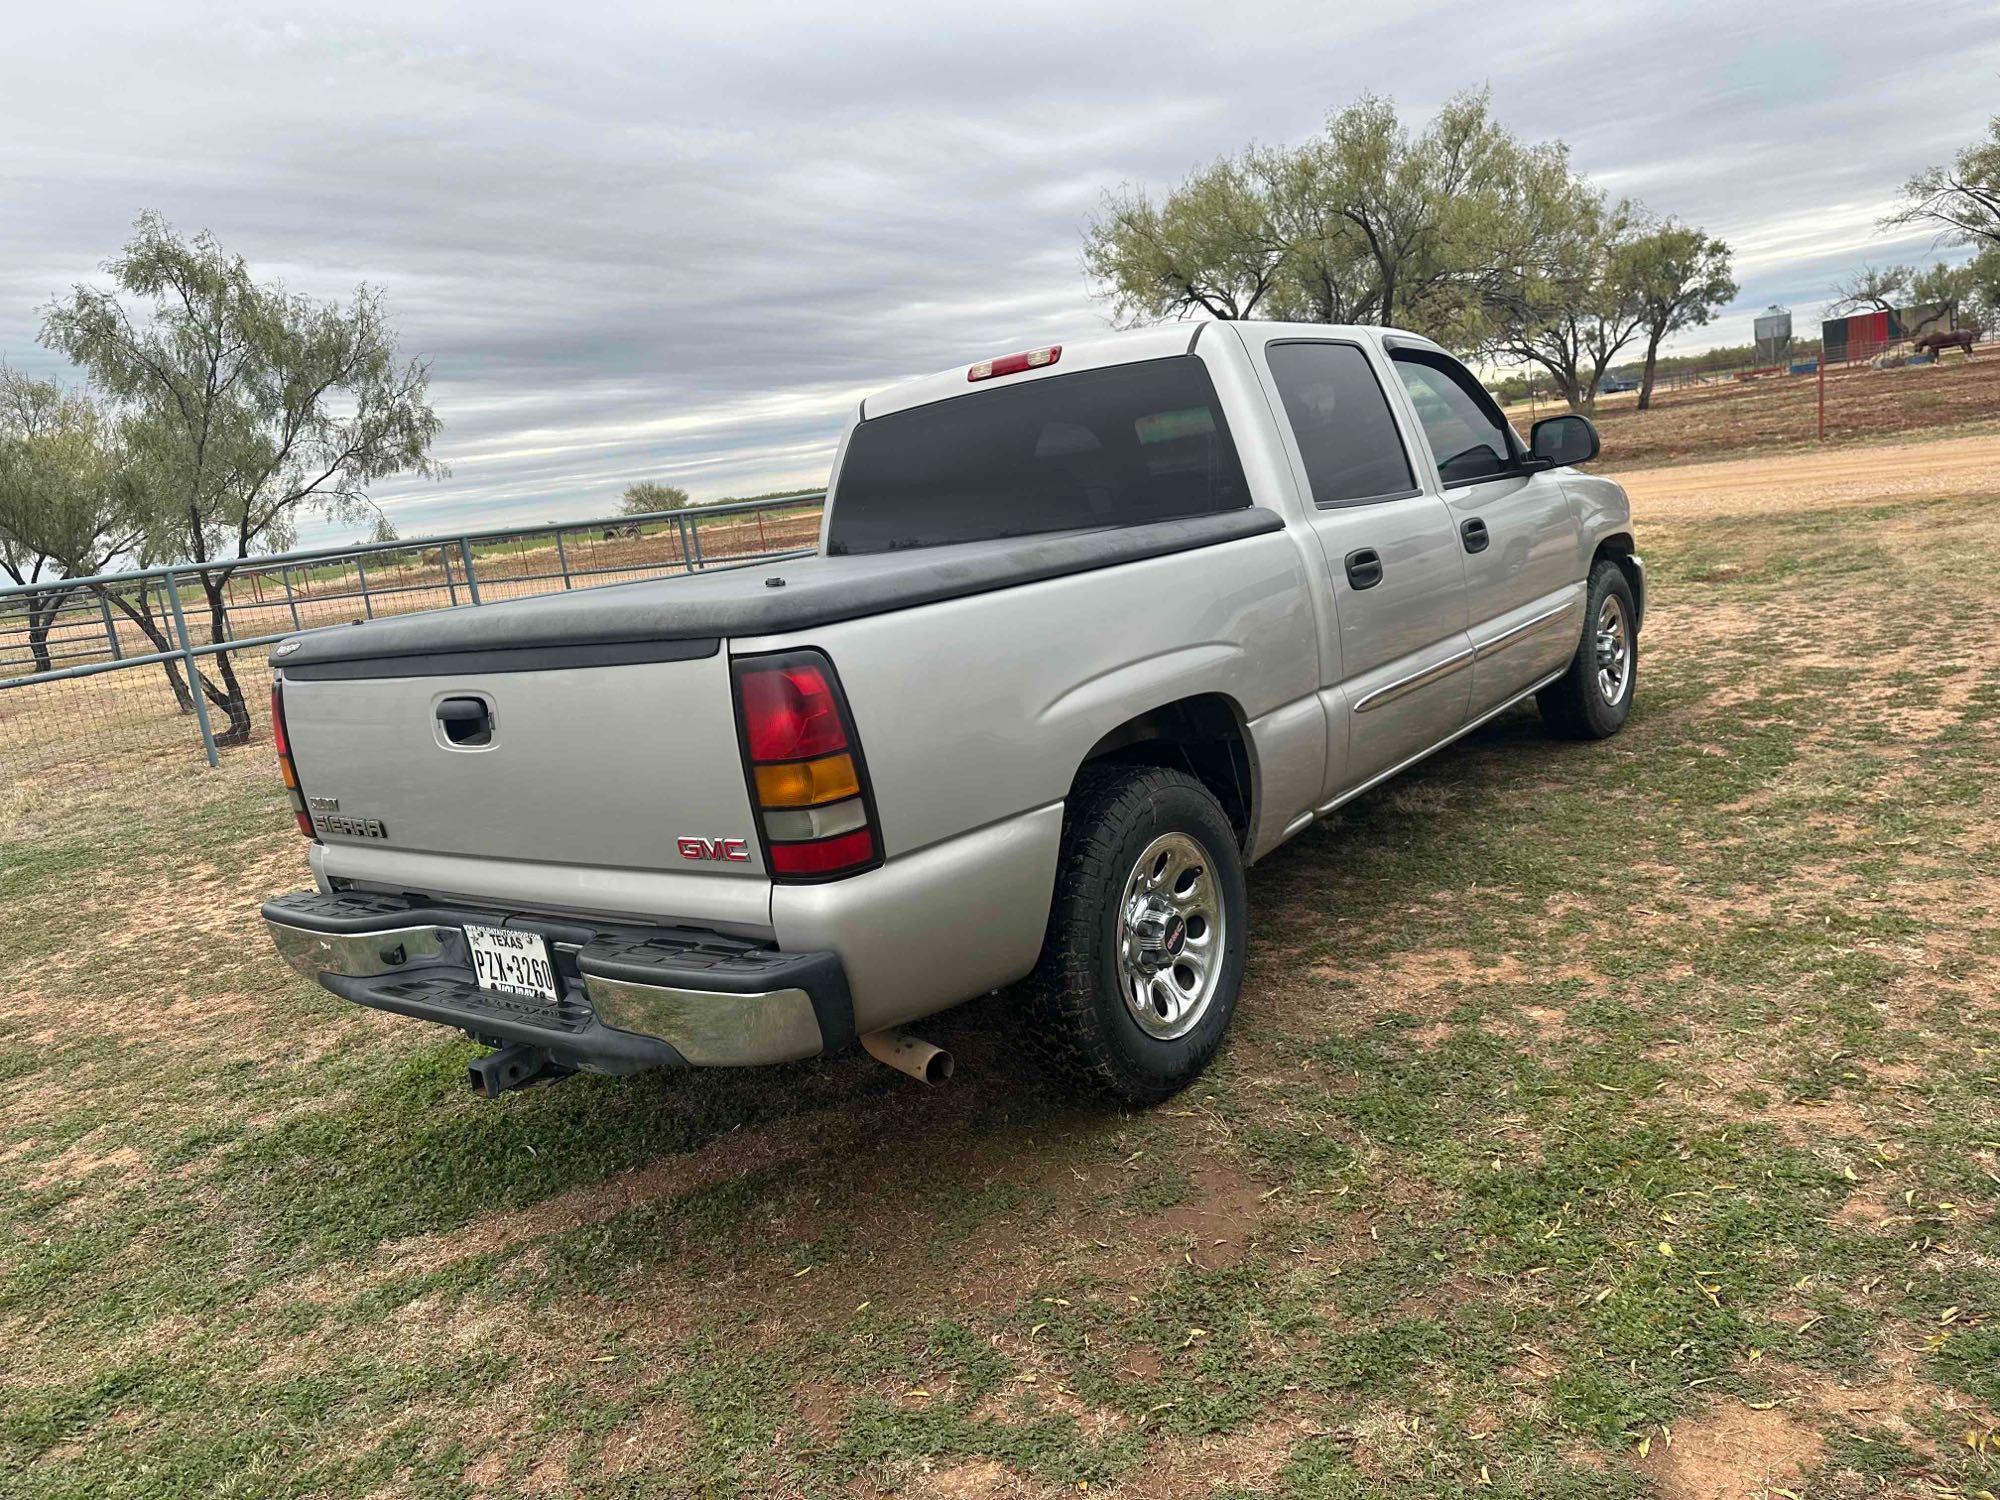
[827,356,1249,555]
[1265,341,1416,506]
[1391,350,1518,486]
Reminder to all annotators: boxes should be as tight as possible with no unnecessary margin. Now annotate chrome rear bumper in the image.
[262,891,851,1074]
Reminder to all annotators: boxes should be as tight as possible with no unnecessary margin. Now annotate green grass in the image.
[2,486,1997,1497]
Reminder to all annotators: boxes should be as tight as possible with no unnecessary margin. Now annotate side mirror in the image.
[1529,413,1600,469]
[1536,412,1600,470]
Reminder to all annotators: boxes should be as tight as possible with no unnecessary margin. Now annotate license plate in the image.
[464,924,558,1003]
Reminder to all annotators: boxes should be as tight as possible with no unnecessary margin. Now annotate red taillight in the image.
[768,827,875,876]
[272,684,317,840]
[739,658,849,761]
[733,650,880,881]
[968,344,1060,382]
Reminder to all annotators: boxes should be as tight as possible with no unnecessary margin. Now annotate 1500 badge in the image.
[307,797,389,840]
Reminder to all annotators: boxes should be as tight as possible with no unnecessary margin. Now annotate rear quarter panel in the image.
[733,527,1321,861]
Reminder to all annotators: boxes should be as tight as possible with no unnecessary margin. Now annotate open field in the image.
[1503,345,2000,473]
[4,438,2000,1499]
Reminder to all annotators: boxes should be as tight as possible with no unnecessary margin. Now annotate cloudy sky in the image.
[4,0,1997,543]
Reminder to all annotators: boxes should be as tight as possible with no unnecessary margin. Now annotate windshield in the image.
[827,355,1250,555]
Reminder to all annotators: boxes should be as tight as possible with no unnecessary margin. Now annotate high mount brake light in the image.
[732,650,880,880]
[968,344,1060,382]
[271,684,316,840]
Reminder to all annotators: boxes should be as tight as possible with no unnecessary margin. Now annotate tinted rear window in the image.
[828,356,1250,555]
[1266,341,1415,505]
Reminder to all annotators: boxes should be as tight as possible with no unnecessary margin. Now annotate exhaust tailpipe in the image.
[861,1028,954,1086]
[467,1042,567,1098]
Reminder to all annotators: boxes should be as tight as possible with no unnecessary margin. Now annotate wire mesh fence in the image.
[1,493,825,811]
[1503,331,1998,452]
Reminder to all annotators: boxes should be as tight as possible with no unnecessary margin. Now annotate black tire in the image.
[1538,558,1638,740]
[1017,765,1248,1106]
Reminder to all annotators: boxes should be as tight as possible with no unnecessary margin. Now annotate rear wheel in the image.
[1018,766,1247,1105]
[1539,559,1637,740]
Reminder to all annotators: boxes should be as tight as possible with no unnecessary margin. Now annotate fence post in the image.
[458,538,483,604]
[688,514,705,571]
[163,571,219,768]
[555,529,573,590]
[98,591,123,661]
[676,515,695,573]
[354,555,376,618]
[280,567,302,630]
[1817,352,1826,442]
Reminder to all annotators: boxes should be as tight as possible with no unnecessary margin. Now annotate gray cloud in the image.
[5,0,1997,543]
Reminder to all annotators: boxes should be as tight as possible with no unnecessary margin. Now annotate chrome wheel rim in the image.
[1116,831,1225,1041]
[1594,594,1632,705]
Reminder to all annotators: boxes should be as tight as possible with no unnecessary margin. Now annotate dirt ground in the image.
[1617,430,2000,519]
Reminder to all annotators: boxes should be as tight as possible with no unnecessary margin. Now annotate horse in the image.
[1913,328,1979,360]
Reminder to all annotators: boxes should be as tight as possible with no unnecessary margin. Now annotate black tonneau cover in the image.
[275,508,1284,678]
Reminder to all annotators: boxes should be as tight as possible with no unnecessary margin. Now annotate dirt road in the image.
[1616,430,2000,523]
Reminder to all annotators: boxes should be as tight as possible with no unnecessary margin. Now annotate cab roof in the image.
[858,321,1430,420]
[860,323,1206,420]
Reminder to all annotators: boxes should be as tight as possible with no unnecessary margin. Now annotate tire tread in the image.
[1017,765,1238,1106]
[1538,558,1637,740]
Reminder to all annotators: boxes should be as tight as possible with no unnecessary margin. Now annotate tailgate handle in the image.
[436,696,493,747]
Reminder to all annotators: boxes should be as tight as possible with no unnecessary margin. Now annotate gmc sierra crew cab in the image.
[261,322,1642,1104]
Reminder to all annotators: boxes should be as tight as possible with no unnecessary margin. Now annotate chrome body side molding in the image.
[1351,647,1476,714]
[1473,600,1577,659]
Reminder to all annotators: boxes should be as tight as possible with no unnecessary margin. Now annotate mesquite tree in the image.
[1618,222,1735,410]
[620,482,689,515]
[1083,91,1549,334]
[0,371,140,676]
[1478,191,1646,413]
[41,213,441,743]
[1080,90,1692,402]
[1829,263,1913,318]
[1886,113,2000,253]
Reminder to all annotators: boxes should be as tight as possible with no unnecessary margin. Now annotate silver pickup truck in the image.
[261,322,1641,1105]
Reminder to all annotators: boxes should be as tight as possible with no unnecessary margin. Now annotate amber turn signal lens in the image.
[754,752,860,808]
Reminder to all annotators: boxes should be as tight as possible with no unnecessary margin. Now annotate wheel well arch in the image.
[1076,694,1257,851]
[1593,531,1644,629]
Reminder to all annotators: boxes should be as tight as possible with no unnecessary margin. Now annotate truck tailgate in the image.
[279,650,766,878]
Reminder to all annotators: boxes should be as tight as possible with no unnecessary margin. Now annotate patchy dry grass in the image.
[3,444,1998,1498]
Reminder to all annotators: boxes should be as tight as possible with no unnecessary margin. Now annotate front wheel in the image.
[1539,559,1638,740]
[1018,766,1247,1106]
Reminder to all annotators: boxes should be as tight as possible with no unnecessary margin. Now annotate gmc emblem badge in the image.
[677,836,751,863]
